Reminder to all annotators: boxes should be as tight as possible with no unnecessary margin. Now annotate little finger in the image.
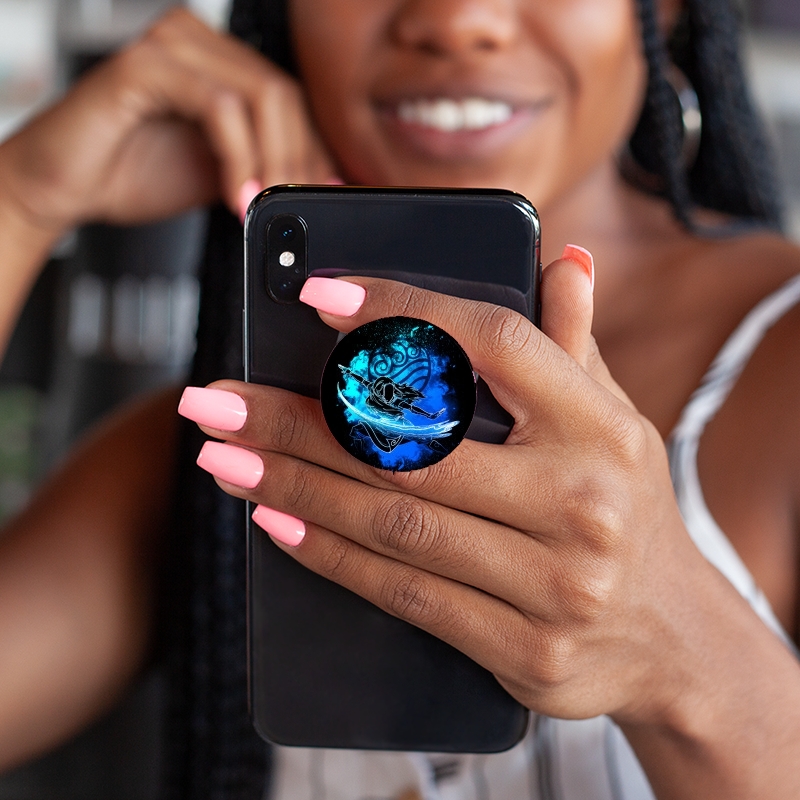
[256,512,539,690]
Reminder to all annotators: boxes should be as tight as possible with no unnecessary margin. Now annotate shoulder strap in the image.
[667,273,800,646]
[671,273,800,443]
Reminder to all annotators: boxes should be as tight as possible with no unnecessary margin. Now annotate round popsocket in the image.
[321,316,476,471]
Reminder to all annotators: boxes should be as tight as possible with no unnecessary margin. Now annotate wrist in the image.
[0,169,68,353]
[0,178,67,262]
[614,556,800,797]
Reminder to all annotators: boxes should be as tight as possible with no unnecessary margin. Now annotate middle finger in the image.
[207,443,562,618]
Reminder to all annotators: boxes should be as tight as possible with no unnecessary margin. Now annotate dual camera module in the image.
[266,214,307,303]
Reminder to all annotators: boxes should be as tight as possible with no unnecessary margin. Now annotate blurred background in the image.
[0,0,797,796]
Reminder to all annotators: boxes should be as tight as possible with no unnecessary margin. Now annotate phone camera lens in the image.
[267,213,307,303]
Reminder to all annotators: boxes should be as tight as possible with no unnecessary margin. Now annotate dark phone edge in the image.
[245,184,541,327]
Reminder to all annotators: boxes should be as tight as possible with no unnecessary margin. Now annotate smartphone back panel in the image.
[245,187,540,752]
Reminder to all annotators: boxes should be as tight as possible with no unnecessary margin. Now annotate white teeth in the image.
[397,98,513,132]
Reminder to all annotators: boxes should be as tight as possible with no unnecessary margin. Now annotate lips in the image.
[377,93,550,161]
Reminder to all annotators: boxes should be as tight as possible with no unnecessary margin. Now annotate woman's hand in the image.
[182,255,709,725]
[182,258,800,795]
[0,7,336,236]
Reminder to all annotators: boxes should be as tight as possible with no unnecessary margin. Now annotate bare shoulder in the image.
[700,229,800,454]
[698,228,800,297]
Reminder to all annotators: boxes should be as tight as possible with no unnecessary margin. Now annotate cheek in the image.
[289,1,380,150]
[494,0,647,208]
[562,0,647,160]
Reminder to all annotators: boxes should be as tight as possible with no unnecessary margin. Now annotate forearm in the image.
[618,558,800,799]
[0,167,64,356]
[0,388,179,771]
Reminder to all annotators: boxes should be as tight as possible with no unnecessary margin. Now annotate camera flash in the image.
[279,251,295,267]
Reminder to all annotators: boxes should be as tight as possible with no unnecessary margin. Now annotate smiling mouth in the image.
[396,97,514,132]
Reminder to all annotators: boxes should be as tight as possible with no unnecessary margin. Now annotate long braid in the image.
[630,0,696,227]
[229,0,295,73]
[163,208,269,800]
[681,0,783,225]
[631,0,783,229]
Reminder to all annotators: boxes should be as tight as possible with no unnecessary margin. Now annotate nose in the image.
[391,0,518,57]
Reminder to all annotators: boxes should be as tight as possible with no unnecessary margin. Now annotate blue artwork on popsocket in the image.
[321,317,476,471]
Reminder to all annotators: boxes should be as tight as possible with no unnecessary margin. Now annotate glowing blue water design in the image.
[337,337,461,470]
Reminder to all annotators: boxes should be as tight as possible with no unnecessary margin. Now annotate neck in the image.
[537,158,692,329]
[539,159,685,267]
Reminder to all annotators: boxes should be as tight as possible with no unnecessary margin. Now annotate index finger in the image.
[300,275,606,432]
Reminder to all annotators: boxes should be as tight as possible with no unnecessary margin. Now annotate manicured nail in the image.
[299,277,365,317]
[561,244,595,293]
[252,505,306,547]
[178,387,247,431]
[238,178,262,223]
[196,441,263,488]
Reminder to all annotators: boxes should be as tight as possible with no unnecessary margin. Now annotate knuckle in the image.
[209,88,240,115]
[601,404,649,472]
[282,460,316,514]
[562,477,628,553]
[112,40,150,81]
[560,558,619,623]
[252,73,286,109]
[385,460,439,495]
[479,305,538,364]
[392,281,428,320]
[105,46,159,115]
[382,570,442,626]
[374,495,439,558]
[316,535,352,582]
[271,401,306,452]
[531,630,576,688]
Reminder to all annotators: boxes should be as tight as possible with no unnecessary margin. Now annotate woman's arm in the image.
[0,7,335,358]
[0,387,179,772]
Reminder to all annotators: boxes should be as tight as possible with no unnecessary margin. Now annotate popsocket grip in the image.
[321,316,476,471]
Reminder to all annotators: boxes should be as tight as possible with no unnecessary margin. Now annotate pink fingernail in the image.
[179,387,247,431]
[196,441,263,488]
[325,176,345,185]
[561,244,595,293]
[299,277,365,317]
[238,178,262,223]
[252,505,306,547]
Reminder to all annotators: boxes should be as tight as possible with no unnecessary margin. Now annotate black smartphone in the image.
[244,185,540,753]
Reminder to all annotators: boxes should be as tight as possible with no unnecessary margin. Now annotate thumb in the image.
[540,244,595,366]
[542,245,635,407]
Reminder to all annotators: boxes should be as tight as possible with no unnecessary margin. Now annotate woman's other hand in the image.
[0,7,337,236]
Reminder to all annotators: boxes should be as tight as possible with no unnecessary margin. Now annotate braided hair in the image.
[632,0,783,228]
[161,2,783,799]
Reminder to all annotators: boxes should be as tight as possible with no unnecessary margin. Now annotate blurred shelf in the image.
[745,30,800,119]
[745,30,800,240]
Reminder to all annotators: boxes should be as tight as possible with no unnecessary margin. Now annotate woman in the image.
[0,0,798,797]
